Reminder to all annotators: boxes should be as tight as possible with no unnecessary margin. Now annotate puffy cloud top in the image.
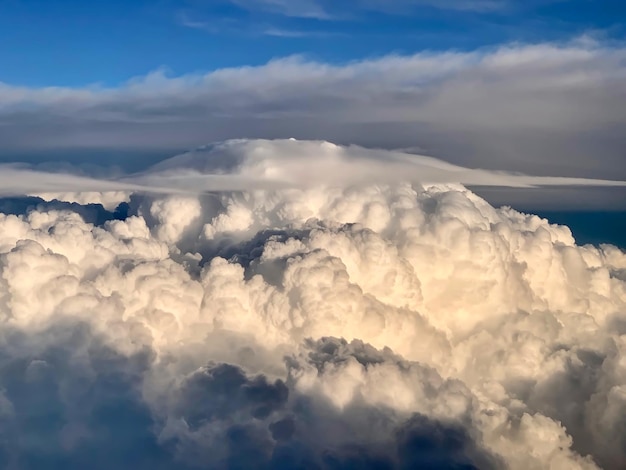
[0,140,624,468]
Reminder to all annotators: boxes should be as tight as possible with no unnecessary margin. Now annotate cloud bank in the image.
[0,139,625,468]
[2,139,623,202]
[1,39,625,187]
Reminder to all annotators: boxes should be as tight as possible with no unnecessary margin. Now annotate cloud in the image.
[1,38,625,212]
[177,0,519,38]
[358,0,511,13]
[228,0,333,19]
[177,10,333,38]
[224,0,515,17]
[217,0,571,19]
[261,27,340,38]
[0,321,176,470]
[138,139,626,189]
[0,161,625,467]
[177,11,215,31]
[0,139,624,201]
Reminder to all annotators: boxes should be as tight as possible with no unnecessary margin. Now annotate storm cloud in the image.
[0,138,624,467]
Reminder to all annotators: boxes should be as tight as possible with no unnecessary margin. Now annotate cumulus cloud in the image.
[0,139,625,468]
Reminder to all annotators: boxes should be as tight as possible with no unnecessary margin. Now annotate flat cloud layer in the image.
[0,139,625,469]
[1,39,625,184]
[2,139,625,200]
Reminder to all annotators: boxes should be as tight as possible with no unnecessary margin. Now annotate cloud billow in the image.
[0,141,624,467]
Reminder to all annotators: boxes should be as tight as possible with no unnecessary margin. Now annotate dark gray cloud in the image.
[162,337,501,469]
[0,318,498,469]
[0,322,177,470]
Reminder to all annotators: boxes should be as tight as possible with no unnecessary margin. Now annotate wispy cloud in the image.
[261,27,341,37]
[178,10,336,37]
[2,139,624,199]
[222,0,543,19]
[359,0,511,13]
[217,0,568,21]
[228,0,333,19]
[177,11,218,32]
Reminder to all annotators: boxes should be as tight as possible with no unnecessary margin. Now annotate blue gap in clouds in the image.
[534,211,626,249]
[0,197,130,227]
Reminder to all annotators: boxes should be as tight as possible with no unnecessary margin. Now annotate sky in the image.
[3,2,626,470]
[0,0,624,206]
[0,0,625,87]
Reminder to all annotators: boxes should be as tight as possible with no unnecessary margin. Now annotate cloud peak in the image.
[0,139,624,200]
[0,175,623,468]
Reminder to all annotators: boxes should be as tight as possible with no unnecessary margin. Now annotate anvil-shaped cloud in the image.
[0,138,624,469]
[1,139,624,199]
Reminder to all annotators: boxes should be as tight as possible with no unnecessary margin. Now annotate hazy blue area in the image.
[535,211,626,249]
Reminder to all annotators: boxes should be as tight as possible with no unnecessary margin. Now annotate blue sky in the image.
[2,4,626,470]
[0,0,624,86]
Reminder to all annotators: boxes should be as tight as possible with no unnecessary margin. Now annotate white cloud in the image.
[0,140,624,467]
[226,0,513,17]
[358,0,511,13]
[228,0,333,19]
[0,139,623,202]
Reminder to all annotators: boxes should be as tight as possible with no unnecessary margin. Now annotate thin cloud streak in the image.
[225,0,510,17]
[177,10,336,37]
[221,0,565,18]
[1,139,625,198]
[261,27,341,37]
[228,0,333,19]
